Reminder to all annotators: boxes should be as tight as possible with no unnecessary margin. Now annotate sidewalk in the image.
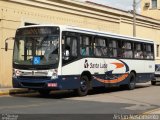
[0,88,30,96]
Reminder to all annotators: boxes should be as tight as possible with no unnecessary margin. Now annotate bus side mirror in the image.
[5,42,8,51]
[4,37,15,51]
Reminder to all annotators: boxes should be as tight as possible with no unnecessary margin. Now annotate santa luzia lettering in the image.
[90,63,107,68]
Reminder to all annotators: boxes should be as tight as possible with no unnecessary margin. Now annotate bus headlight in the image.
[49,69,58,80]
[13,69,21,78]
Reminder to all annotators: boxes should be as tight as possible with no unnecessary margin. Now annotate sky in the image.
[79,0,141,13]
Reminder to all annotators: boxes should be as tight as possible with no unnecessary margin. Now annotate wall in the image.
[141,0,160,63]
[141,0,160,20]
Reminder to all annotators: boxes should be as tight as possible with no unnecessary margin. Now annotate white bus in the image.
[6,25,155,96]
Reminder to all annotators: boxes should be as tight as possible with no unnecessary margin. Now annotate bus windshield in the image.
[13,27,60,67]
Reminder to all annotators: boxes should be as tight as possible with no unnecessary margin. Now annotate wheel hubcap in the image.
[130,77,135,87]
[80,79,87,92]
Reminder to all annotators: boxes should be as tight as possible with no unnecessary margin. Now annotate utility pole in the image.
[133,0,136,37]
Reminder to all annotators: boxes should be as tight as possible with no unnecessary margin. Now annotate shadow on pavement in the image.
[10,83,152,99]
[152,82,160,86]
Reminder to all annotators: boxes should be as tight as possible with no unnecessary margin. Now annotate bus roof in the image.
[18,25,154,44]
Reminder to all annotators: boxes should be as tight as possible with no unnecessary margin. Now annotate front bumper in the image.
[154,77,160,81]
[13,77,59,90]
[153,74,160,82]
[13,76,80,90]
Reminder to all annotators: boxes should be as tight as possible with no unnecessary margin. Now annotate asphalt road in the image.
[0,82,160,119]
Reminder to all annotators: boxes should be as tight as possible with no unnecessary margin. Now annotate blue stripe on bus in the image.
[13,73,154,90]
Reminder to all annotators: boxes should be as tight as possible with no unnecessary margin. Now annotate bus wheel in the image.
[38,90,50,96]
[151,81,156,85]
[127,72,136,90]
[76,76,89,96]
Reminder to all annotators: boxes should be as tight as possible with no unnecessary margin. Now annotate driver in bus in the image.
[44,41,58,61]
[63,45,70,60]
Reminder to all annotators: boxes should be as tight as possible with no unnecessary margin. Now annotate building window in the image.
[152,0,157,8]
[157,45,159,57]
[25,22,38,26]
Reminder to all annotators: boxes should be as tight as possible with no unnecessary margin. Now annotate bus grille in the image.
[19,76,51,80]
[21,82,45,88]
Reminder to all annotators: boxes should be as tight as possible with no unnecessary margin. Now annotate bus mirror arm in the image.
[5,37,15,51]
[5,42,8,51]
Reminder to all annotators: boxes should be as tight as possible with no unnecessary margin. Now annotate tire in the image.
[151,81,156,85]
[38,90,50,97]
[127,72,136,90]
[76,76,89,96]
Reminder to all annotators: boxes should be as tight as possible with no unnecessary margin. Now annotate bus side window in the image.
[151,44,154,59]
[72,38,77,57]
[122,42,133,58]
[80,36,85,56]
[63,37,71,60]
[134,43,143,59]
[62,35,78,61]
[145,44,154,59]
[94,37,107,57]
[108,40,117,57]
[80,36,92,56]
[101,39,108,57]
[117,40,122,58]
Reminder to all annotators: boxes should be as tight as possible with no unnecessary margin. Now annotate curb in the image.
[0,88,30,96]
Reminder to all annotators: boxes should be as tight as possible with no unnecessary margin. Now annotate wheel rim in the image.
[130,76,135,87]
[80,79,87,92]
